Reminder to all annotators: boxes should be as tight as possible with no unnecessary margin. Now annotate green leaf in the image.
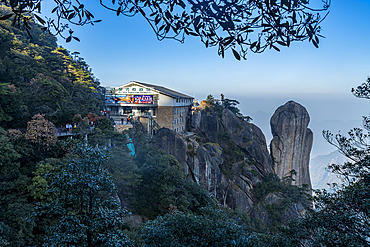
[178,0,186,9]
[165,11,172,20]
[232,49,241,60]
[0,14,13,20]
[272,45,280,52]
[223,36,234,46]
[312,39,318,48]
[34,14,46,25]
[194,16,201,28]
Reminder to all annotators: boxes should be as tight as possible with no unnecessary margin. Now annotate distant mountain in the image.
[310,150,349,190]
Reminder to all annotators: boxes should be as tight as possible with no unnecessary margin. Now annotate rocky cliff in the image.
[153,101,274,213]
[151,100,312,227]
[270,101,313,191]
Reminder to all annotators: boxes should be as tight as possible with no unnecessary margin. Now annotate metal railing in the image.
[110,111,153,117]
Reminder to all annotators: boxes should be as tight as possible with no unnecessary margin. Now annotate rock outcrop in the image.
[270,101,313,190]
[191,103,273,175]
[154,101,273,213]
[150,99,312,227]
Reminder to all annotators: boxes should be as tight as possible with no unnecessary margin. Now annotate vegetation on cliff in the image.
[0,5,103,129]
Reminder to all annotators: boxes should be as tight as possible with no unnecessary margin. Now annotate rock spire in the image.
[270,101,313,190]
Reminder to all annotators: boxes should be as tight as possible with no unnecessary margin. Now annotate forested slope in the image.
[0,5,103,129]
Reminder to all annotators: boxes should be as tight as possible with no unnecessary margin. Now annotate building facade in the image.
[105,81,193,133]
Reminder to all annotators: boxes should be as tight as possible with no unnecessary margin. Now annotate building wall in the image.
[157,94,175,106]
[156,106,175,129]
[172,106,190,133]
[140,117,149,132]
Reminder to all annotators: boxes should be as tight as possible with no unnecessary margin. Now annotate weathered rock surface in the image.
[191,104,273,175]
[155,101,274,212]
[151,100,312,226]
[250,192,306,226]
[152,128,187,170]
[153,128,223,200]
[270,101,313,190]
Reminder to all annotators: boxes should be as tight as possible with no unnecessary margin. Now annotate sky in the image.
[45,0,370,157]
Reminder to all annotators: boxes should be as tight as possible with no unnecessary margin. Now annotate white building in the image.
[105,81,194,133]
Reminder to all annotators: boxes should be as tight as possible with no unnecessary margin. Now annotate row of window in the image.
[173,117,184,125]
[176,98,192,104]
[174,126,184,133]
[173,107,187,115]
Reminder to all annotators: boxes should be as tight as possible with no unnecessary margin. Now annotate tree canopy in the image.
[0,0,330,59]
[0,5,104,128]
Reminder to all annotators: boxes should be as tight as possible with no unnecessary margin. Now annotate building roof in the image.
[129,81,194,99]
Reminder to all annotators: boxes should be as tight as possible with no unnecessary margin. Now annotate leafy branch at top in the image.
[0,0,330,59]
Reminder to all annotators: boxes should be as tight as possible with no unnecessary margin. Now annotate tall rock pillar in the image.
[270,101,313,191]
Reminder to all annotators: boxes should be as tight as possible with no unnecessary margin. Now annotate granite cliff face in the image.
[152,100,313,226]
[270,101,313,190]
[154,101,274,213]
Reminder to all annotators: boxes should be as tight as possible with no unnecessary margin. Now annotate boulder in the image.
[270,101,313,190]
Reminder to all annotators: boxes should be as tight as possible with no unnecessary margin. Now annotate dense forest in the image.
[1,4,369,247]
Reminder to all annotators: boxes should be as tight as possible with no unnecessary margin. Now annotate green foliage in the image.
[142,206,254,247]
[134,146,199,218]
[32,141,133,246]
[223,98,252,122]
[252,172,309,206]
[0,83,28,128]
[28,158,61,202]
[205,94,217,105]
[0,127,36,246]
[0,7,103,127]
[246,172,311,233]
[352,76,370,99]
[129,133,215,219]
[218,130,244,179]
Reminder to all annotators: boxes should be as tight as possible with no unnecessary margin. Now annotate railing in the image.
[148,116,160,135]
[55,127,74,137]
[110,111,153,117]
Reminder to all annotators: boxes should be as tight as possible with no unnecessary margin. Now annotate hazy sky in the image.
[48,0,370,156]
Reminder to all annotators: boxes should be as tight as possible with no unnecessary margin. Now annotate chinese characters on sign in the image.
[134,95,153,104]
[105,95,153,104]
